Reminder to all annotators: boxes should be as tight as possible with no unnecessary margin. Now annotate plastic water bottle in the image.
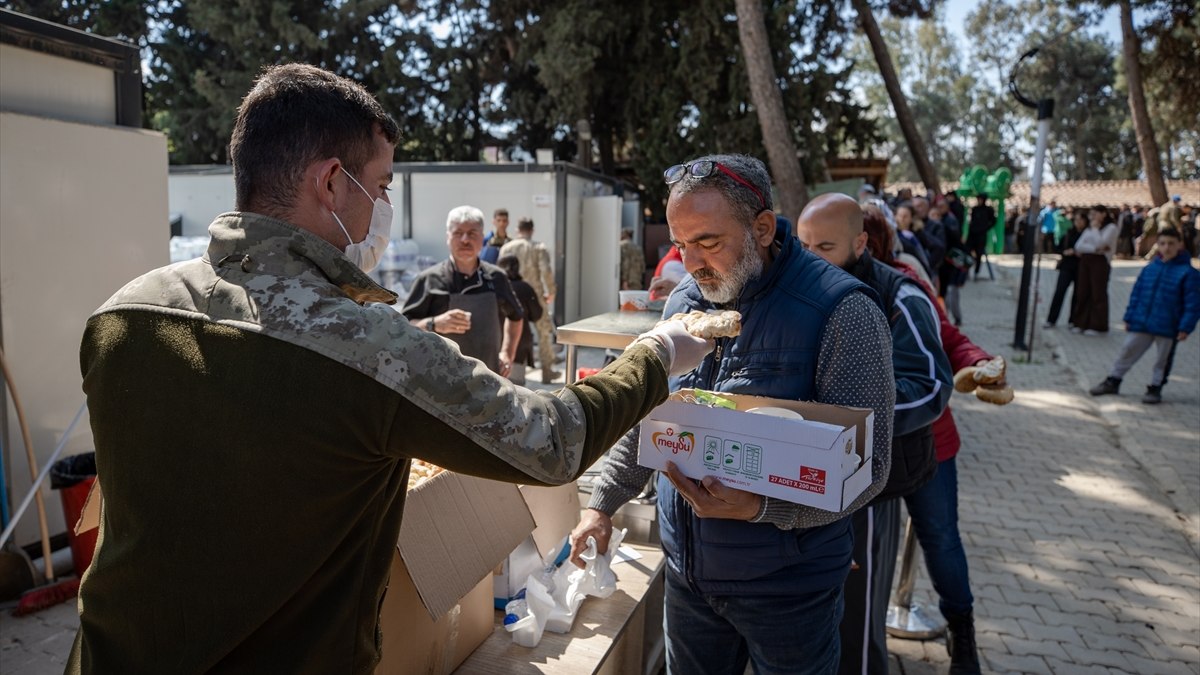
[503,588,528,626]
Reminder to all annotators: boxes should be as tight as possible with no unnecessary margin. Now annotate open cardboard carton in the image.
[76,469,537,674]
[638,389,875,512]
[378,471,535,674]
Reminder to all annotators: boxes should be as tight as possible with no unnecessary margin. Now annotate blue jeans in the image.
[903,456,974,618]
[664,566,843,674]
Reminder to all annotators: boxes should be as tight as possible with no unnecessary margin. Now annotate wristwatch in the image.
[425,317,436,333]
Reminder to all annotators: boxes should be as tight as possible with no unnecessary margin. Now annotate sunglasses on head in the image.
[663,160,767,210]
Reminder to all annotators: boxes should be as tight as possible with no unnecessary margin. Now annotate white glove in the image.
[632,319,715,376]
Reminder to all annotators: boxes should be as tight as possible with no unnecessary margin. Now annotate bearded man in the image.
[568,154,896,674]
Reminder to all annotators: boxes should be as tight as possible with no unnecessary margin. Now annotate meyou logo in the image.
[651,427,695,457]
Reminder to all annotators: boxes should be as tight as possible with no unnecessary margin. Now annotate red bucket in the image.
[51,453,99,576]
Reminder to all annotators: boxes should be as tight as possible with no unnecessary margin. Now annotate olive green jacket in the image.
[67,213,667,674]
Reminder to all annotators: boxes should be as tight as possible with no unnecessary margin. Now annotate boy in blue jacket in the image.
[1090,227,1200,403]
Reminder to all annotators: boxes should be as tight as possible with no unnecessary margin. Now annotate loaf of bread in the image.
[975,383,1014,405]
[954,367,980,393]
[666,310,743,339]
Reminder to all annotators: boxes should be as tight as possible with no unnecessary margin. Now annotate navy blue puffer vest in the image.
[658,222,873,595]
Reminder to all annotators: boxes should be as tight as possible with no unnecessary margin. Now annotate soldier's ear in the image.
[311,158,344,212]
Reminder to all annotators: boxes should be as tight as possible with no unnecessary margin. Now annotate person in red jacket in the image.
[863,207,1015,675]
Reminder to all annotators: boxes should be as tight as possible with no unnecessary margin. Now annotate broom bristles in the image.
[12,577,80,616]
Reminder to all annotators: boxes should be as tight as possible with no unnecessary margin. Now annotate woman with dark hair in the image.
[1044,210,1089,329]
[1070,205,1120,335]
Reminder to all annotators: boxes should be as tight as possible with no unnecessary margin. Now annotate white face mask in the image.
[331,168,392,273]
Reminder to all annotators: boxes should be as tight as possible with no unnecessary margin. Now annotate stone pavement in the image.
[886,253,1199,675]
[2,254,1197,674]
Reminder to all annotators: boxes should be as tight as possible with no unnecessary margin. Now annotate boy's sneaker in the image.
[1069,326,1083,334]
[1042,322,1055,329]
[1083,329,1102,336]
[1090,377,1121,396]
[1142,385,1163,404]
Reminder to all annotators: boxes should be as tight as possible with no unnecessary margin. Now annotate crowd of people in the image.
[62,61,1192,675]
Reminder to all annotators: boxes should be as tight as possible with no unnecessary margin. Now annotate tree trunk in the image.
[851,0,941,196]
[1120,0,1169,206]
[734,0,807,223]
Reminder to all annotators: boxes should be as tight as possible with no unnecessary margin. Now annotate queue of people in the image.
[67,60,1191,675]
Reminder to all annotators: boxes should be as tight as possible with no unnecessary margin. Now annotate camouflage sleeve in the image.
[538,246,556,296]
[385,321,670,485]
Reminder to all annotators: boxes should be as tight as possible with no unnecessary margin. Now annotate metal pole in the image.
[1013,102,1052,353]
[885,516,946,639]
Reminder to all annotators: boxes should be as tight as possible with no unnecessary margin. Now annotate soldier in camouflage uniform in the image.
[620,228,646,290]
[500,218,559,381]
[66,63,713,675]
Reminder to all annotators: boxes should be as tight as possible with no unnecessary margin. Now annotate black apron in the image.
[447,291,502,373]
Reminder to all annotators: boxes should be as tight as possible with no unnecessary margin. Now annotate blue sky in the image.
[941,0,1124,45]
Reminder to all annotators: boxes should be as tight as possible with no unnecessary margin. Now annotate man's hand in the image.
[664,461,761,520]
[568,509,613,568]
[498,351,514,377]
[435,309,472,334]
[1179,331,1189,342]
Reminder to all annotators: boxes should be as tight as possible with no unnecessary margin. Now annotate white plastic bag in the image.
[503,528,626,646]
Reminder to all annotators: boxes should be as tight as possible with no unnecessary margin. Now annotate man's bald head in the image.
[795,193,868,270]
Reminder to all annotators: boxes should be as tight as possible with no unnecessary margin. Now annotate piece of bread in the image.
[954,367,980,393]
[973,356,1006,385]
[975,383,1014,405]
[667,310,743,339]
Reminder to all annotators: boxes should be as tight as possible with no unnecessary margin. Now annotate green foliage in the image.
[849,10,1020,183]
[1132,0,1199,179]
[2,0,881,212]
[973,0,1136,180]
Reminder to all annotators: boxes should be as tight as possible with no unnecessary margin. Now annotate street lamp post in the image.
[1009,47,1055,356]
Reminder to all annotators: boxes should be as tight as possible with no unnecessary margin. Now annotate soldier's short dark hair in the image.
[517,218,534,233]
[230,63,400,213]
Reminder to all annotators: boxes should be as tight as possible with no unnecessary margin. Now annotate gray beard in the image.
[697,229,764,305]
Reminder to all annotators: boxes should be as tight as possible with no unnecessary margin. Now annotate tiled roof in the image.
[883,179,1200,208]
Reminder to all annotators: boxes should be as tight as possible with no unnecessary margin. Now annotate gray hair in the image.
[668,153,773,226]
[446,205,485,231]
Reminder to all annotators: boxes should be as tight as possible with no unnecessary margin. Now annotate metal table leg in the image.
[885,516,947,640]
[565,345,577,383]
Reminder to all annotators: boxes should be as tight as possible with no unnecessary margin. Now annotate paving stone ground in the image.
[886,253,1199,675]
[2,253,1197,674]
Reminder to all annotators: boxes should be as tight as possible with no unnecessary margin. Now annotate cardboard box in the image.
[378,470,536,674]
[519,482,581,558]
[378,556,494,675]
[81,470,533,674]
[638,389,874,512]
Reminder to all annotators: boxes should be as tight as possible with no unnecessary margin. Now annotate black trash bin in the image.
[50,452,98,576]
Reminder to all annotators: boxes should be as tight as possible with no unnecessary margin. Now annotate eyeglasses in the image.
[663,160,767,210]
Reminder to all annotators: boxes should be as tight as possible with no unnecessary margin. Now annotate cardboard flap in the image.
[75,477,103,535]
[518,482,581,558]
[398,472,534,620]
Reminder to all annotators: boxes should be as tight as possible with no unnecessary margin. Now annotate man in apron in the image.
[403,205,524,376]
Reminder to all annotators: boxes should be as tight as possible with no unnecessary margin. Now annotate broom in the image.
[0,345,88,615]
